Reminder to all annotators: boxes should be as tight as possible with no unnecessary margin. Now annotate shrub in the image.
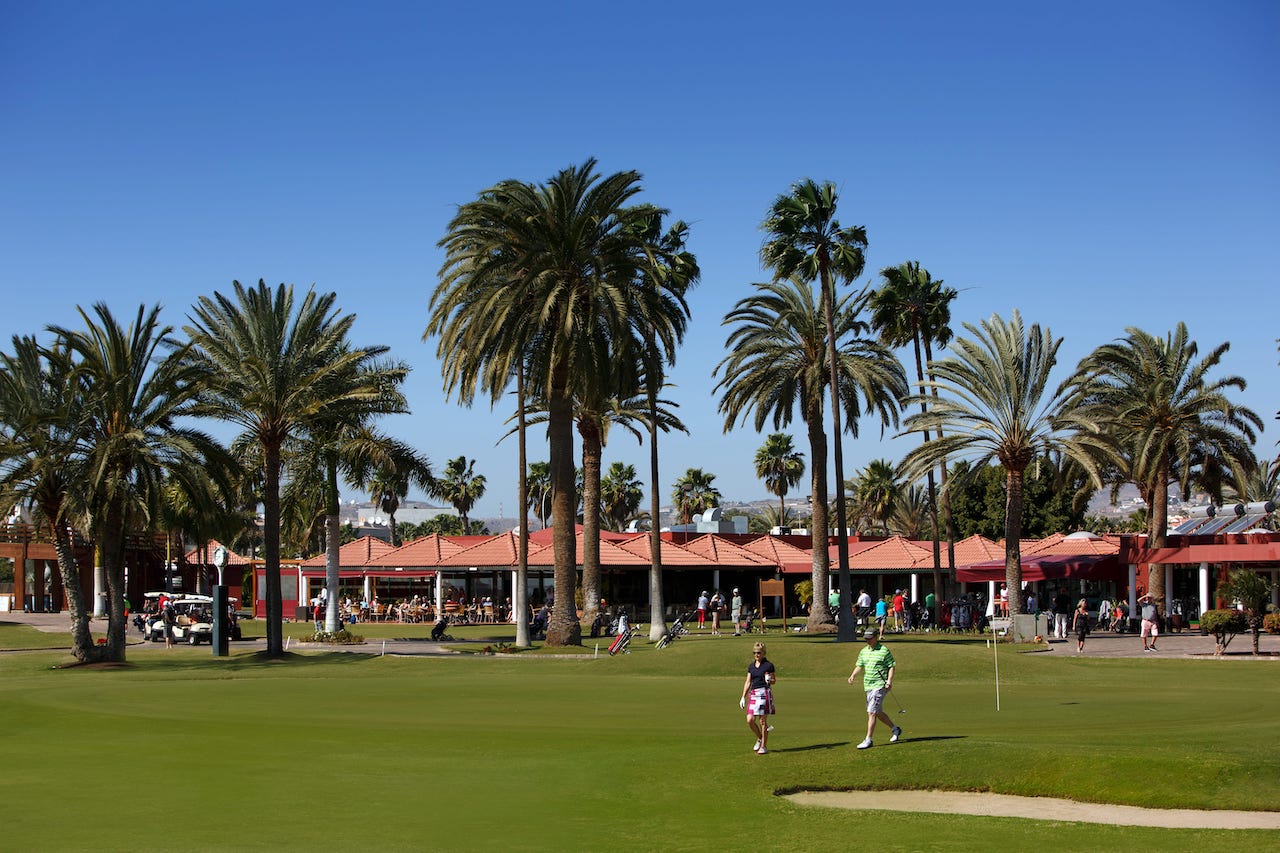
[1264,612,1280,635]
[309,629,364,645]
[1200,609,1247,655]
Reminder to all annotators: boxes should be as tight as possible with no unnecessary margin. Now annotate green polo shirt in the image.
[856,643,896,690]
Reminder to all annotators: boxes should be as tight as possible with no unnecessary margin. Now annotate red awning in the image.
[956,553,1123,583]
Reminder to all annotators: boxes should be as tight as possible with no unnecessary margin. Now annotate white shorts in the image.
[1141,619,1159,638]
[865,687,887,715]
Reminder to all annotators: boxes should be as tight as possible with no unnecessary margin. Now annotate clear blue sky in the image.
[3,1,1276,518]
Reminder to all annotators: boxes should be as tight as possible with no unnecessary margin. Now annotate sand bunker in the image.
[784,790,1280,829]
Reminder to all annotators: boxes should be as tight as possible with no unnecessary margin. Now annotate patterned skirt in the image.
[748,687,775,716]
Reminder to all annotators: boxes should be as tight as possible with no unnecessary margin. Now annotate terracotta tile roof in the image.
[943,534,1006,569]
[843,536,932,570]
[677,534,776,567]
[615,535,706,566]
[300,535,397,567]
[363,533,466,568]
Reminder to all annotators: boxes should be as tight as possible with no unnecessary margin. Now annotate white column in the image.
[910,573,919,602]
[987,581,996,616]
[1199,562,1211,617]
[435,573,445,615]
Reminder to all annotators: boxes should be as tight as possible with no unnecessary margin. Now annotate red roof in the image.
[183,539,252,566]
[677,534,776,567]
[300,535,397,568]
[361,533,466,567]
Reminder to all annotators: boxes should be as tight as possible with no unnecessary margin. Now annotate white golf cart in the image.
[145,594,215,645]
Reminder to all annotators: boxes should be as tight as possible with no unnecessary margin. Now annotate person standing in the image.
[1138,592,1159,652]
[1072,598,1089,654]
[696,591,710,631]
[874,595,888,634]
[709,590,724,635]
[1053,587,1071,640]
[162,599,177,649]
[740,641,776,755]
[849,628,900,749]
[892,589,906,631]
[731,588,743,636]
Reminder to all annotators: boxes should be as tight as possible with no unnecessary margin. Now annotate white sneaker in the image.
[890,726,902,743]
[856,738,873,749]
[756,747,768,755]
[753,740,761,752]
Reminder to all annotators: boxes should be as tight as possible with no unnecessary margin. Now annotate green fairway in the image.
[2,630,1277,852]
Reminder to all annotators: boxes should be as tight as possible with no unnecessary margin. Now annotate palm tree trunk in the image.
[263,442,284,656]
[922,337,953,611]
[546,382,580,646]
[515,363,530,648]
[324,454,341,633]
[818,260,854,641]
[47,511,98,662]
[98,502,129,662]
[579,418,603,627]
[912,332,945,627]
[1147,462,1169,616]
[647,383,667,642]
[1004,467,1025,616]
[805,406,835,632]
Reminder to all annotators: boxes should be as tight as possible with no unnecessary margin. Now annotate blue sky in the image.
[2,1,1276,518]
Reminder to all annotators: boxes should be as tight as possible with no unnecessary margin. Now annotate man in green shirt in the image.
[848,628,901,749]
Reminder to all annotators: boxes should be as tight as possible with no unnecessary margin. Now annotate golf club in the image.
[890,689,906,714]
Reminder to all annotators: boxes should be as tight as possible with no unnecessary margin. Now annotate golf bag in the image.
[608,627,635,655]
[656,611,691,650]
[430,618,453,642]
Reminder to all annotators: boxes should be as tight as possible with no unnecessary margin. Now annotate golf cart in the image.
[145,594,216,645]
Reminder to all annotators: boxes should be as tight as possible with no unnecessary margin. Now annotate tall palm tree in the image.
[671,468,722,525]
[436,456,486,534]
[1067,323,1261,611]
[600,461,644,532]
[185,280,389,657]
[526,461,553,530]
[761,179,870,641]
[52,304,225,661]
[899,312,1109,616]
[431,159,674,646]
[754,433,805,525]
[632,209,698,641]
[853,458,902,535]
[870,261,957,620]
[0,335,99,660]
[715,277,905,632]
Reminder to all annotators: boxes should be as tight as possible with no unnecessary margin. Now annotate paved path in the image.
[5,611,1280,657]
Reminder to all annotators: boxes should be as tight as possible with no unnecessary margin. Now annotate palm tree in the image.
[870,261,957,620]
[600,461,644,532]
[1067,323,1262,611]
[671,468,722,525]
[899,311,1109,616]
[351,441,434,547]
[754,433,805,525]
[715,277,905,632]
[526,461,553,530]
[185,280,390,657]
[431,160,674,646]
[891,483,930,539]
[436,456,486,534]
[761,179,871,641]
[0,335,99,660]
[747,504,806,534]
[853,459,902,535]
[631,209,698,641]
[52,303,225,661]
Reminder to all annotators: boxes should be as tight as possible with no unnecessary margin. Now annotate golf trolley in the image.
[430,618,455,642]
[655,611,692,649]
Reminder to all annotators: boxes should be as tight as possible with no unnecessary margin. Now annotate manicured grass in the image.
[2,630,1277,851]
